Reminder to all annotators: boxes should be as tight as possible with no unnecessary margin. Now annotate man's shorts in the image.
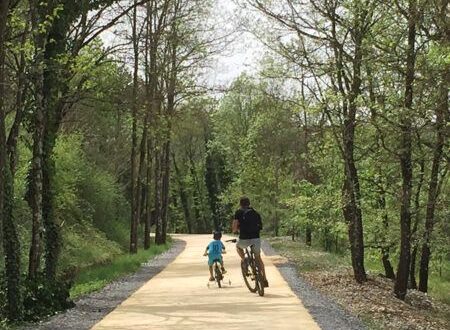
[236,238,261,254]
[208,255,223,266]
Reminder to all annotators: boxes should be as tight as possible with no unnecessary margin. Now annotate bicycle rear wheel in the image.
[241,258,257,293]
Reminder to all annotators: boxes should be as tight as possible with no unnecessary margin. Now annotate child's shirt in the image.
[207,240,225,260]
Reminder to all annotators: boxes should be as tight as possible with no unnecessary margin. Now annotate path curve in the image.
[92,234,320,330]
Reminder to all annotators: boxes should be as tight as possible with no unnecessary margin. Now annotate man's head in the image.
[240,196,250,208]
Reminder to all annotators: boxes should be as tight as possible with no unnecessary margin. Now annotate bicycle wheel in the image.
[255,268,264,296]
[214,263,222,288]
[241,258,257,293]
[252,249,264,296]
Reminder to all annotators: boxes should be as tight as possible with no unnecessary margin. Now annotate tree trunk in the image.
[382,248,396,280]
[305,226,312,246]
[154,149,163,244]
[418,68,448,293]
[410,159,425,289]
[160,139,171,243]
[144,137,153,250]
[7,19,28,175]
[0,0,22,320]
[28,1,46,279]
[129,0,139,253]
[409,246,418,288]
[394,0,416,300]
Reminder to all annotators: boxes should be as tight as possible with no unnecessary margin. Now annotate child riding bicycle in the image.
[203,231,227,281]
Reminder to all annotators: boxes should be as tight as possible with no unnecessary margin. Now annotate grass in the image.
[70,242,171,299]
[268,237,450,305]
[269,237,350,272]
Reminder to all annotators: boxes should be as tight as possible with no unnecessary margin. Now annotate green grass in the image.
[70,242,171,298]
[268,237,350,272]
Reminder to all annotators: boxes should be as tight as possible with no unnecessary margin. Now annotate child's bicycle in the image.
[205,252,231,288]
[212,258,224,288]
[226,239,264,296]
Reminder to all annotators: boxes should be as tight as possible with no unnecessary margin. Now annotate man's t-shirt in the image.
[235,207,262,239]
[207,240,224,260]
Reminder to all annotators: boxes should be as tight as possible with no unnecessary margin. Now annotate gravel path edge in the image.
[261,239,367,330]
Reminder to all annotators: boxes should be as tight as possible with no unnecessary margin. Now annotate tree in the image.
[0,0,22,320]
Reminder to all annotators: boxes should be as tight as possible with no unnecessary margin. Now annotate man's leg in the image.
[236,246,245,260]
[255,254,266,279]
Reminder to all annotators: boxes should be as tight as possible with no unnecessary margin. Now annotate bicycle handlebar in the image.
[225,239,237,243]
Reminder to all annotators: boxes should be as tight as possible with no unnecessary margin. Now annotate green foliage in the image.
[70,243,170,298]
[21,274,74,322]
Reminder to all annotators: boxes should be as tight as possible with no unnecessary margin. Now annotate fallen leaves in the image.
[301,270,450,330]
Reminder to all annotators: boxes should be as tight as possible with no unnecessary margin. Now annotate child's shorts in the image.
[208,255,223,266]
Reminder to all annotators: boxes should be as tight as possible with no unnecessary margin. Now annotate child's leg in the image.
[208,265,214,280]
[220,257,226,273]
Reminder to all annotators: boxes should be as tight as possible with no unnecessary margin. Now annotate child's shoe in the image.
[221,268,227,274]
[209,276,215,281]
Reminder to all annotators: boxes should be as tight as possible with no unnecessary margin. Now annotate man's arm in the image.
[232,219,239,234]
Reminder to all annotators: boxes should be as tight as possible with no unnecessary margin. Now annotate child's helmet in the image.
[213,231,222,240]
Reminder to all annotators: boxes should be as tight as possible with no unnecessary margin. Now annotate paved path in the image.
[92,234,320,330]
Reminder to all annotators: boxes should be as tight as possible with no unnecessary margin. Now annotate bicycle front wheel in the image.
[255,270,264,296]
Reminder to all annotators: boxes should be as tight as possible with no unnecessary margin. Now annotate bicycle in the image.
[226,239,264,296]
[204,251,229,288]
[212,258,224,288]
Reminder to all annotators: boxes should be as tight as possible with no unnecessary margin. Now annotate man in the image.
[232,196,268,287]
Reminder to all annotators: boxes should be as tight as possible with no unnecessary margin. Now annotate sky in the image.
[205,0,262,87]
[100,0,264,88]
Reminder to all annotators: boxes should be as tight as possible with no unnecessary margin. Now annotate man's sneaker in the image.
[262,279,269,288]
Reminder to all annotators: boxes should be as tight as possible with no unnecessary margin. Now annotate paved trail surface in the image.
[92,234,320,330]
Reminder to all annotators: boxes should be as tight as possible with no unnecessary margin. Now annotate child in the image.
[203,231,226,281]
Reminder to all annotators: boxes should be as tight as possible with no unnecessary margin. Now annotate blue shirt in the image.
[207,240,224,259]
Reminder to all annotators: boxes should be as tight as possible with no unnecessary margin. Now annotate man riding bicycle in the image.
[232,196,269,287]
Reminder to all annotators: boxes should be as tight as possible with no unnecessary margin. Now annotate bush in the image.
[22,274,75,322]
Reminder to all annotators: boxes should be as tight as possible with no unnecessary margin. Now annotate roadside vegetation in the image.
[0,0,448,328]
[269,237,450,330]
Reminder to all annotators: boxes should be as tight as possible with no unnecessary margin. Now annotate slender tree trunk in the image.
[410,159,425,288]
[342,31,366,283]
[160,139,171,242]
[394,0,416,300]
[7,19,28,175]
[0,0,22,320]
[418,69,448,293]
[137,121,148,227]
[154,148,163,244]
[144,137,153,249]
[305,226,312,246]
[28,1,46,279]
[129,0,139,253]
